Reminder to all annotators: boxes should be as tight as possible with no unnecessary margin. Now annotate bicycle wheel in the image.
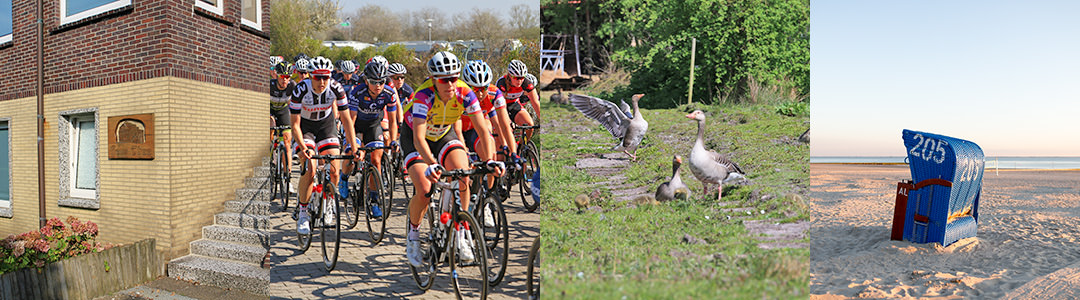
[343,162,361,230]
[297,190,315,253]
[270,145,282,203]
[450,211,489,300]
[279,144,292,210]
[526,236,540,300]
[382,151,396,201]
[518,143,541,212]
[408,204,438,291]
[477,191,509,286]
[399,157,412,199]
[319,177,342,271]
[363,166,388,244]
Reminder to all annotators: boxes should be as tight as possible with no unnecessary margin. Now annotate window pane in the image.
[1,0,12,37]
[242,0,257,22]
[0,123,8,201]
[199,0,216,5]
[75,120,96,190]
[66,0,123,17]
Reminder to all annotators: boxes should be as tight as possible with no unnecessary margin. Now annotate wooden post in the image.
[688,37,696,105]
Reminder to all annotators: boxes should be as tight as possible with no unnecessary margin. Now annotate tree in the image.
[268,0,339,60]
[508,4,541,39]
[452,9,505,46]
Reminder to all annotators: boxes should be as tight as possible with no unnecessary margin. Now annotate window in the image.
[240,0,261,30]
[0,119,10,217]
[59,109,98,208]
[60,0,132,25]
[1,0,11,44]
[194,0,223,16]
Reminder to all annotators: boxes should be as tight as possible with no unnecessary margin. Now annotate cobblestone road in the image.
[267,171,539,299]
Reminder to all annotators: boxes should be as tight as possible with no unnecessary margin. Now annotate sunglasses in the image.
[390,75,405,80]
[278,75,290,79]
[312,76,330,81]
[510,76,525,80]
[367,78,386,86]
[435,76,459,84]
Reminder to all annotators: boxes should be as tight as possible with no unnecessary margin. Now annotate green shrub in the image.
[0,217,112,274]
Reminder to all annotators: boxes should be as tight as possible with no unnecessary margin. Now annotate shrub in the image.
[0,217,113,274]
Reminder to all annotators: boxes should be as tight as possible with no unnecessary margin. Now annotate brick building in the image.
[0,0,269,265]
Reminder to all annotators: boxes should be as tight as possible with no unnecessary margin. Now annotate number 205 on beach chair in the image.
[889,130,984,247]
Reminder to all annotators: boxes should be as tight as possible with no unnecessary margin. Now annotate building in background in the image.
[0,0,269,267]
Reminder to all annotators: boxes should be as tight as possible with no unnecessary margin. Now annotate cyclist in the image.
[289,56,360,235]
[271,61,297,194]
[335,60,361,96]
[459,60,517,227]
[404,51,503,267]
[386,63,411,144]
[495,60,541,134]
[341,61,399,219]
[292,58,313,85]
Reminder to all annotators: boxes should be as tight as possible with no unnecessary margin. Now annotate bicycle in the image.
[526,236,540,300]
[270,126,293,209]
[343,145,392,244]
[467,153,510,287]
[409,163,493,300]
[390,138,412,200]
[511,124,541,212]
[296,154,353,271]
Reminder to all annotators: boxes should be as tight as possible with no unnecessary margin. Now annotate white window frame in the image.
[194,0,223,16]
[59,0,132,26]
[240,0,262,30]
[0,118,11,215]
[1,0,12,44]
[68,114,97,199]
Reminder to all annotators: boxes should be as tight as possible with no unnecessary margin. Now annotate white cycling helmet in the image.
[388,63,407,75]
[310,56,334,76]
[427,51,461,76]
[368,56,389,68]
[462,60,493,87]
[338,60,357,74]
[524,73,537,86]
[270,56,284,68]
[293,58,313,73]
[507,59,528,77]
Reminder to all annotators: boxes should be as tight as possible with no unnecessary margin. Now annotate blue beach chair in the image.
[895,129,984,247]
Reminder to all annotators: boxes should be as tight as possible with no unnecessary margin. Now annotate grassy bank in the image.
[537,89,810,298]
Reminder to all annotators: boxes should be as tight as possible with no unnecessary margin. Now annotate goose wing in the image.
[570,93,630,139]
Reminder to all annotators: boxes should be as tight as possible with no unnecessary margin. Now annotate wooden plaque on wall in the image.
[108,114,154,160]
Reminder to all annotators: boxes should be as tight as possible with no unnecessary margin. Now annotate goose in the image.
[569,93,649,160]
[618,99,633,119]
[685,110,746,201]
[574,194,590,212]
[655,155,690,201]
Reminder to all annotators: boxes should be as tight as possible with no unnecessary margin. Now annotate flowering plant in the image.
[0,217,113,274]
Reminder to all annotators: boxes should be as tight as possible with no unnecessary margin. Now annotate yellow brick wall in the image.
[0,98,40,236]
[0,77,267,261]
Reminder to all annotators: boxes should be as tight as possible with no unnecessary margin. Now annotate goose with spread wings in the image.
[569,93,649,160]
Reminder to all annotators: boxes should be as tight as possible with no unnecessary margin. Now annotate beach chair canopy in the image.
[900,129,985,246]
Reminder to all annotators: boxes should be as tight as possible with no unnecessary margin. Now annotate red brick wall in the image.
[0,0,270,101]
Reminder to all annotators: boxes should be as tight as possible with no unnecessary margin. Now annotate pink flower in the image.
[11,241,25,257]
[46,217,64,230]
[32,239,50,253]
[40,226,54,237]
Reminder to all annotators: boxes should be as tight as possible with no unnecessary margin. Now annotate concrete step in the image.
[236,188,272,202]
[202,225,269,248]
[253,166,272,178]
[245,176,271,189]
[224,200,274,216]
[190,239,268,265]
[214,212,270,230]
[168,255,269,295]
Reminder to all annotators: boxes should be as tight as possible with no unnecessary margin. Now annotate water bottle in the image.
[439,189,453,228]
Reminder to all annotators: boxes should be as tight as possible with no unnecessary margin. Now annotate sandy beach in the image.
[811,164,1080,299]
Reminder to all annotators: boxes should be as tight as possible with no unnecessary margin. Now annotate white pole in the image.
[688,37,696,105]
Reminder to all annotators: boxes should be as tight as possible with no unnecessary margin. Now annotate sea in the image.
[810,156,1080,170]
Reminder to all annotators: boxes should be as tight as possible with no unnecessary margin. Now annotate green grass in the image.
[537,90,810,298]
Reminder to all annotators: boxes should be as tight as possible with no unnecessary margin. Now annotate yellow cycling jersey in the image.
[404,78,482,141]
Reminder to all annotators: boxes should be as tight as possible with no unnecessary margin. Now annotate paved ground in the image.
[267,172,540,299]
[93,277,268,300]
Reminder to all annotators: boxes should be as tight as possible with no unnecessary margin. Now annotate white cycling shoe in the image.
[456,229,475,264]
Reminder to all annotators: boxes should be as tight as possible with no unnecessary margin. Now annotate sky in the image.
[811,1,1080,157]
[338,0,538,18]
